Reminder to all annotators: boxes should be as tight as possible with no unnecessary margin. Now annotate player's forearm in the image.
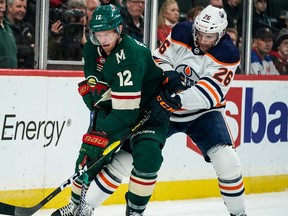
[178,87,210,110]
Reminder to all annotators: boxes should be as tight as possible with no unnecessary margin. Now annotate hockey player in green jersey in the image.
[51,4,184,216]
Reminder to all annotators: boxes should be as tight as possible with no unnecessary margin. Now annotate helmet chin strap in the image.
[117,36,122,44]
[115,25,123,44]
[0,7,5,26]
[115,26,121,34]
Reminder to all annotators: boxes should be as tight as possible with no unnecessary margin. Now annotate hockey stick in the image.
[0,112,151,216]
[78,109,96,216]
[78,172,89,216]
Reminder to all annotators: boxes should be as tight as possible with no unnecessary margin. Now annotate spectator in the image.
[223,0,242,29]
[209,0,223,7]
[157,0,179,45]
[0,0,17,68]
[67,0,87,27]
[50,0,67,7]
[252,0,278,37]
[186,5,203,22]
[48,0,87,61]
[85,0,100,40]
[100,0,122,7]
[120,0,144,42]
[250,27,279,75]
[6,0,35,68]
[24,0,36,29]
[86,0,100,24]
[226,27,238,46]
[227,27,242,74]
[270,29,288,75]
[283,11,288,30]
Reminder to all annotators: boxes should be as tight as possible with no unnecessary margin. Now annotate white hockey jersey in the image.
[153,21,240,122]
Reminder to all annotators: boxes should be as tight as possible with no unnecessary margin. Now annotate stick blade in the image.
[0,202,16,215]
[0,201,40,215]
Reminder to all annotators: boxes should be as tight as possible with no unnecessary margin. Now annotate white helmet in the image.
[193,5,228,46]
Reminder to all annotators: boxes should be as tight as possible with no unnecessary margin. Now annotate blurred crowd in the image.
[0,0,287,74]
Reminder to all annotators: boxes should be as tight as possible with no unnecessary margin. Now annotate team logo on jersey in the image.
[193,47,200,54]
[175,64,199,86]
[96,56,106,64]
[115,49,126,64]
[87,75,108,95]
[96,56,105,72]
[87,76,97,87]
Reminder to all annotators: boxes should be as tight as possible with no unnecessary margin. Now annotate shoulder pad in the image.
[207,34,240,64]
[171,21,194,47]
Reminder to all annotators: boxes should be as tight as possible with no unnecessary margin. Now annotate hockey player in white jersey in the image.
[152,4,246,216]
[76,4,247,216]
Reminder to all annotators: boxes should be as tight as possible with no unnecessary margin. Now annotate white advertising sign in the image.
[0,73,287,190]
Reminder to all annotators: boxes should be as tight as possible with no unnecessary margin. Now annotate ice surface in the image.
[28,191,288,216]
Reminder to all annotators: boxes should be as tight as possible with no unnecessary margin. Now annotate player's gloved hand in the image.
[87,77,109,109]
[78,80,94,111]
[76,131,110,180]
[162,71,188,94]
[145,90,182,125]
[81,131,110,157]
[78,78,109,110]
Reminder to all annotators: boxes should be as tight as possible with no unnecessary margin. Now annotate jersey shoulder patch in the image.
[207,34,240,64]
[171,21,194,47]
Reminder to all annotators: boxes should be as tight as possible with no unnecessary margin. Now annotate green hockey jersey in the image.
[83,34,163,140]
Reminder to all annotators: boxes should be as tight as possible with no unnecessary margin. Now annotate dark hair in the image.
[186,5,203,22]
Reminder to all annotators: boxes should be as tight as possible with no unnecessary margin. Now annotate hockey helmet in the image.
[89,4,122,32]
[193,5,228,45]
[89,4,123,45]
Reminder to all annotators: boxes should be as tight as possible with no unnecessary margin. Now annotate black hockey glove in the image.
[162,70,188,94]
[146,90,182,125]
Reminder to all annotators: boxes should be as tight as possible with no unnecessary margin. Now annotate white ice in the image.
[30,191,288,216]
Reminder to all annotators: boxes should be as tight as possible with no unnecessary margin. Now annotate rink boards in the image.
[0,69,287,209]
